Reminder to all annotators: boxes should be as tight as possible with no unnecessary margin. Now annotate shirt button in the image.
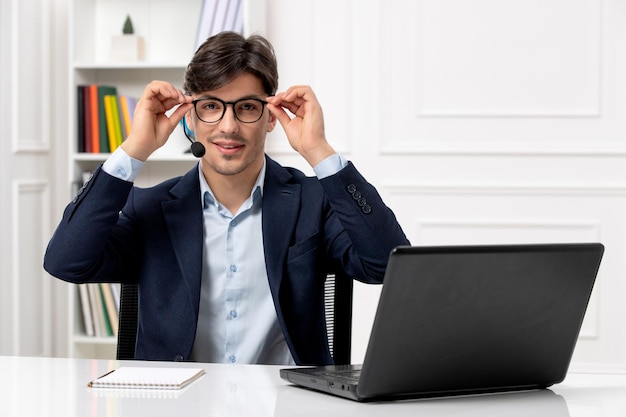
[231,219,238,226]
[229,355,237,363]
[117,168,127,177]
[230,264,237,273]
[230,310,238,318]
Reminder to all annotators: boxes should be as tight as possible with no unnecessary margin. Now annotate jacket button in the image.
[362,205,372,214]
[174,355,184,362]
[347,184,357,194]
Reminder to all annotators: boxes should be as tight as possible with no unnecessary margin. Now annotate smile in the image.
[214,142,244,154]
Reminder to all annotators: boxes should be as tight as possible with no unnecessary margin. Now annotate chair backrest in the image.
[323,271,353,365]
[116,273,354,364]
[116,283,139,361]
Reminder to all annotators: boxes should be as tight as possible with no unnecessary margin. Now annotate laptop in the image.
[280,242,604,401]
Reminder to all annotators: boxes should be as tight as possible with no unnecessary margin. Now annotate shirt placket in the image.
[224,215,241,364]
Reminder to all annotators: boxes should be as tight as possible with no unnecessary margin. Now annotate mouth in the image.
[212,140,245,155]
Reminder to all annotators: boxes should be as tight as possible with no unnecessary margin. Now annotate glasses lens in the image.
[233,99,265,123]
[195,99,224,123]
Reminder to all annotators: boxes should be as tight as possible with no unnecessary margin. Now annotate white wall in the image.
[262,0,626,372]
[2,0,625,372]
[0,0,69,358]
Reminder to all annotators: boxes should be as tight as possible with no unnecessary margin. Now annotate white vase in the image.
[110,35,145,62]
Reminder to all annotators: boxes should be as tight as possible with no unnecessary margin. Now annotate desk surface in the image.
[1,355,625,416]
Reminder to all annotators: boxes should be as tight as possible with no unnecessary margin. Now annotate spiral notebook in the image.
[88,367,206,390]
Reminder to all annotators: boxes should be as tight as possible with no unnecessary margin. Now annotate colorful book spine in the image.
[87,284,104,337]
[76,84,137,153]
[101,283,119,336]
[97,85,117,153]
[88,84,100,153]
[104,95,119,152]
[109,95,124,149]
[83,86,92,153]
[98,284,114,337]
[76,86,86,153]
[119,96,132,140]
[77,284,94,336]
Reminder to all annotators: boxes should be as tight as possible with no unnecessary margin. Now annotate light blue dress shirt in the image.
[103,147,347,364]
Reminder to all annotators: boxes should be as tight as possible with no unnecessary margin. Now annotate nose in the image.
[218,105,239,133]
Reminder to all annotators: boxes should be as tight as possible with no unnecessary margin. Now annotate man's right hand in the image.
[121,80,194,161]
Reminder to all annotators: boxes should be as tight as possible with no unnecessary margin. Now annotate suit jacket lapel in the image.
[162,164,204,309]
[262,156,301,301]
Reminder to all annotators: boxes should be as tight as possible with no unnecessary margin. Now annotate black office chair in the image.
[115,283,139,361]
[116,272,353,364]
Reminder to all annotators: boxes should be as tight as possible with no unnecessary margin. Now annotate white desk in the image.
[1,355,625,416]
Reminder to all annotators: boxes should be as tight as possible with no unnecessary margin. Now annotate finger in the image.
[144,81,187,104]
[266,102,292,127]
[281,85,316,102]
[167,103,194,126]
[275,100,301,116]
[267,95,306,115]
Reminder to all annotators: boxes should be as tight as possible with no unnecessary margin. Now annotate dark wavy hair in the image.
[183,31,278,96]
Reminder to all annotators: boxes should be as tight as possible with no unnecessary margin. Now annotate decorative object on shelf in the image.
[195,0,244,50]
[111,15,145,62]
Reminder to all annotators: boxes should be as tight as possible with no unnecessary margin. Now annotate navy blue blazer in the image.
[44,155,409,365]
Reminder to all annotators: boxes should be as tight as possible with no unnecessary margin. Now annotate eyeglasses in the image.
[192,97,268,124]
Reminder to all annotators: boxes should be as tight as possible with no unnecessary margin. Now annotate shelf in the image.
[74,335,116,345]
[73,61,189,70]
[67,0,266,360]
[68,0,203,360]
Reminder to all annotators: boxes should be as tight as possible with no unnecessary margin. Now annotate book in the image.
[110,283,121,315]
[104,95,125,151]
[98,284,113,336]
[100,283,119,336]
[76,86,85,153]
[109,95,124,148]
[77,284,94,336]
[87,283,105,337]
[119,95,133,140]
[104,95,119,152]
[88,367,206,390]
[88,84,100,153]
[97,85,117,153]
[83,86,92,153]
[76,84,138,153]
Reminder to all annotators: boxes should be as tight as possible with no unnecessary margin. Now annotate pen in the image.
[87,369,116,387]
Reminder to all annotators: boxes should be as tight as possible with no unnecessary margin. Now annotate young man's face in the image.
[189,72,276,180]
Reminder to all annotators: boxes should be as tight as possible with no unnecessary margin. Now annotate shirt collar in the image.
[198,159,266,210]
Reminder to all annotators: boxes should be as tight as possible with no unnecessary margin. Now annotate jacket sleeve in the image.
[43,165,137,284]
[319,161,410,282]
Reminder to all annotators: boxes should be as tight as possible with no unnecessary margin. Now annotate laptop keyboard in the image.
[315,369,361,382]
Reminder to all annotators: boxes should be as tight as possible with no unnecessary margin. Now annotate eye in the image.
[236,100,260,113]
[199,99,222,112]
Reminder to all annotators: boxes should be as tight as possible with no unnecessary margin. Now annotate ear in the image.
[182,113,195,139]
[266,110,277,133]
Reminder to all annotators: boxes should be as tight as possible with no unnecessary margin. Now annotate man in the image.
[44,32,409,365]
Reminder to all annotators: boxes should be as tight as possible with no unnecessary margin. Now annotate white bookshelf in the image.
[67,0,266,359]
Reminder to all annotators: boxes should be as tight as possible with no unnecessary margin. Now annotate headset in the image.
[180,117,205,157]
